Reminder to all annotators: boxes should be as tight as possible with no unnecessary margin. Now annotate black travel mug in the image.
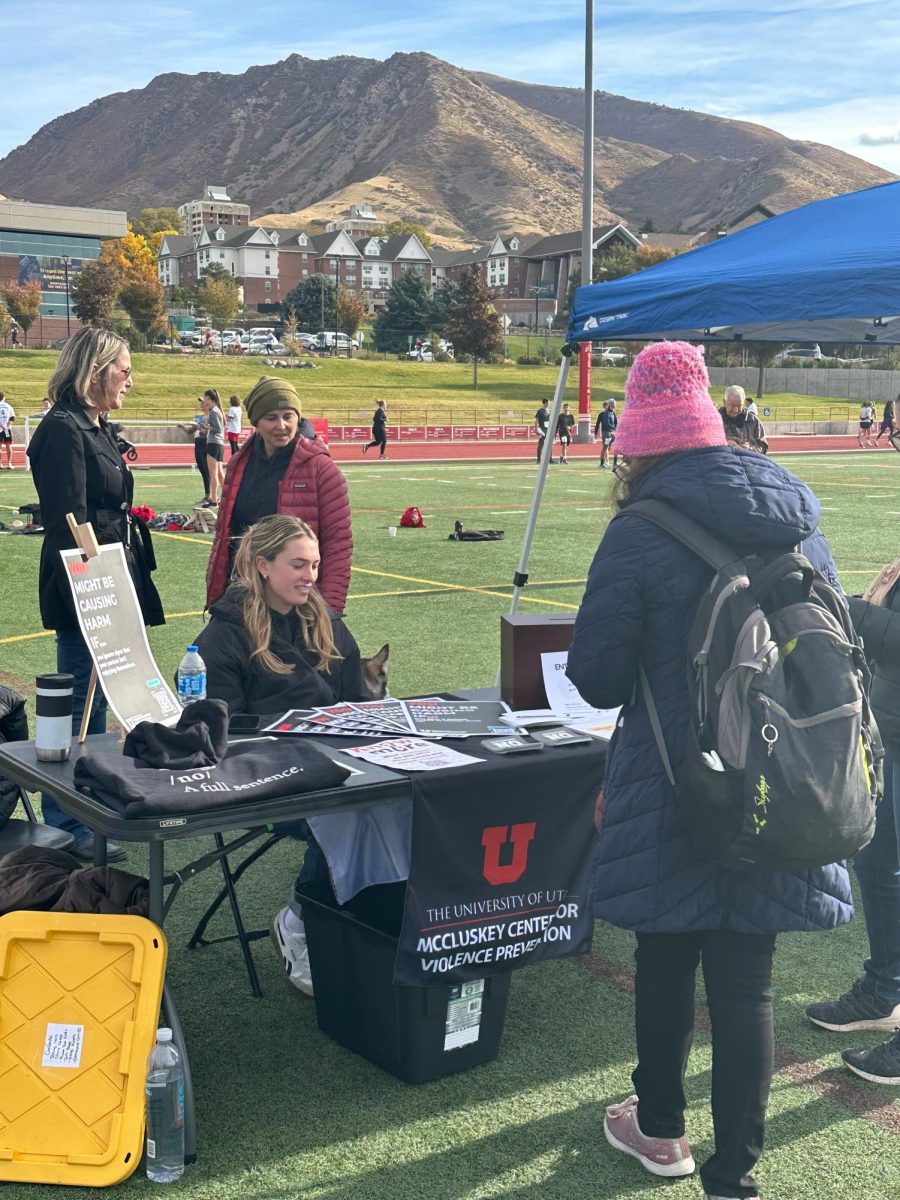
[35,673,75,762]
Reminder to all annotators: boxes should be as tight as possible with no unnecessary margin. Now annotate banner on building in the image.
[18,255,83,292]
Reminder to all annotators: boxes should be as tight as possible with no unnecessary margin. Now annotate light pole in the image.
[530,284,550,348]
[60,256,71,337]
[334,259,340,356]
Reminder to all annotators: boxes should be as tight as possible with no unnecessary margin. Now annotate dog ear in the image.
[369,643,389,667]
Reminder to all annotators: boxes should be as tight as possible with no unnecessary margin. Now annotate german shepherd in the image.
[361,644,389,699]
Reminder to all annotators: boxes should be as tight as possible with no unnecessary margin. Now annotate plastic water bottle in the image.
[177,646,207,704]
[145,1028,185,1183]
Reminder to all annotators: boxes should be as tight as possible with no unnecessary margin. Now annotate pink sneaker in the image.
[603,1095,695,1178]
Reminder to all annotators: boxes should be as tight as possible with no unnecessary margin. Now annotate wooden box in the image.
[500,614,577,709]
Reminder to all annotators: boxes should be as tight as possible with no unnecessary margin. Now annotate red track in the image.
[6,433,890,470]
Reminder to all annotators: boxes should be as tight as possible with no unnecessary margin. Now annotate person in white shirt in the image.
[225,395,243,457]
[0,392,15,469]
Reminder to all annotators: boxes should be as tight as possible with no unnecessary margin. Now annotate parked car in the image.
[248,339,287,355]
[315,331,359,350]
[592,345,628,365]
[778,346,826,363]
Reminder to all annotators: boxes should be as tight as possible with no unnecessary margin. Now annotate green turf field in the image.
[0,452,898,1200]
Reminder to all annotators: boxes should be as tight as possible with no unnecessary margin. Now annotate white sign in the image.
[61,544,181,732]
[541,651,620,740]
[42,1023,84,1069]
[344,737,484,772]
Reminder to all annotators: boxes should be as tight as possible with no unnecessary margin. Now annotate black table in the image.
[0,732,412,1164]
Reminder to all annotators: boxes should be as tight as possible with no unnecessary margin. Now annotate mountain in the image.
[0,52,891,238]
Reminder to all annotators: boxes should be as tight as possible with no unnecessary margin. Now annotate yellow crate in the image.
[0,911,167,1186]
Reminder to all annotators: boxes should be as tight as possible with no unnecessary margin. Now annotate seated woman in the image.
[195,514,368,997]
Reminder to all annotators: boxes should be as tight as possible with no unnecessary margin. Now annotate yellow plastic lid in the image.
[0,911,167,1186]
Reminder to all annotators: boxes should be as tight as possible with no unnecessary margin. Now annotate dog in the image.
[360,644,389,699]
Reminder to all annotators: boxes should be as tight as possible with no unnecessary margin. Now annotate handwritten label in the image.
[42,1023,84,1069]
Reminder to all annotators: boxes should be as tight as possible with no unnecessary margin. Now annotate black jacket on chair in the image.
[27,392,164,632]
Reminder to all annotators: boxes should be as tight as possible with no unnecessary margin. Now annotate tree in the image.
[374,220,433,249]
[430,279,460,332]
[598,243,639,281]
[284,275,337,330]
[199,275,240,335]
[372,270,433,353]
[119,276,167,346]
[281,311,301,354]
[197,261,233,284]
[335,288,365,338]
[0,281,41,346]
[745,342,781,400]
[103,228,157,283]
[445,265,504,389]
[70,259,123,326]
[130,207,184,240]
[0,302,12,348]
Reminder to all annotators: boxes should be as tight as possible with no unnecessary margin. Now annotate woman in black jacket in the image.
[27,327,164,858]
[195,514,364,714]
[807,568,900,1082]
[195,514,366,997]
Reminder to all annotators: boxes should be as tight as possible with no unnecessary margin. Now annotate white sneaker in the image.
[270,906,314,996]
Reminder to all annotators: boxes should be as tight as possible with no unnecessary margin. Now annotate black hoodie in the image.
[194,585,365,716]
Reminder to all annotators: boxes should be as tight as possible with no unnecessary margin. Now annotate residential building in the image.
[0,196,127,344]
[325,203,380,238]
[433,224,642,326]
[159,224,279,308]
[178,185,250,237]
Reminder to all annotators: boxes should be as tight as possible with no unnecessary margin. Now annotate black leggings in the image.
[194,438,210,496]
[633,930,776,1199]
[365,432,387,456]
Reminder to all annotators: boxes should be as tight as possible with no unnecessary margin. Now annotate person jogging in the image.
[875,396,898,445]
[362,400,388,459]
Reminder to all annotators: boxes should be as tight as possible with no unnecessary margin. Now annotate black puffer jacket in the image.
[194,585,366,716]
[0,686,29,827]
[850,587,900,758]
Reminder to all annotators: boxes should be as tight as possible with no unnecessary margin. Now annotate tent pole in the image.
[507,352,572,617]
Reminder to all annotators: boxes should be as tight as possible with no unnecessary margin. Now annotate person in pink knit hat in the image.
[567,340,850,1200]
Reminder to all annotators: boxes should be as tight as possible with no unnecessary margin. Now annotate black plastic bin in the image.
[296,879,511,1084]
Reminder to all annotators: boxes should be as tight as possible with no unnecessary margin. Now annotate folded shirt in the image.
[74,739,350,818]
[122,698,230,768]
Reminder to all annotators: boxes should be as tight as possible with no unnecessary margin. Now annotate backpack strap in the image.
[624,499,743,572]
[637,664,677,788]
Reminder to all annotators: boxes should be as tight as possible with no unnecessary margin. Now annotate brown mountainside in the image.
[0,52,891,237]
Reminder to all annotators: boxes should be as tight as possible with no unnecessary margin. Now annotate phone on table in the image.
[228,714,261,736]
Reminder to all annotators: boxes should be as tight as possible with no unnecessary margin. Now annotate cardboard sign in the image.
[61,544,181,732]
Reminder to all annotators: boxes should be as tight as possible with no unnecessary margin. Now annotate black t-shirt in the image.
[557,412,575,437]
[535,407,550,434]
[372,408,387,434]
[230,434,298,539]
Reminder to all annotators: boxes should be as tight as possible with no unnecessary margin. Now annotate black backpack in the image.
[626,499,881,872]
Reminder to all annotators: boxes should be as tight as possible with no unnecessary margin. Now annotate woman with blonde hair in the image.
[27,326,164,859]
[195,514,367,995]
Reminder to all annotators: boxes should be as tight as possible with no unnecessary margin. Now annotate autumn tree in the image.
[0,282,42,346]
[445,265,503,389]
[130,207,184,240]
[374,220,433,249]
[119,276,167,346]
[102,228,157,283]
[335,287,365,338]
[198,274,240,339]
[70,259,123,326]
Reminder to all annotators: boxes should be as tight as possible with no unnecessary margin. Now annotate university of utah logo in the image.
[481,822,536,885]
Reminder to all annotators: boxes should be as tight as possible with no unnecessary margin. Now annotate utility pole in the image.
[575,0,595,444]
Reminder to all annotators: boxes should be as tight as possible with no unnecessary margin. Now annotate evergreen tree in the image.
[284,275,337,330]
[372,270,433,352]
[445,265,503,389]
[430,279,460,332]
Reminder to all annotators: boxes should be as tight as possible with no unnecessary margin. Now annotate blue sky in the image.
[1,0,899,172]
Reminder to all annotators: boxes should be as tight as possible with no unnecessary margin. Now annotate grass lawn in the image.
[0,349,858,427]
[0,452,898,1199]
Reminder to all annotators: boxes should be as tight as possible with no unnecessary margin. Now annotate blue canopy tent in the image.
[567,179,900,345]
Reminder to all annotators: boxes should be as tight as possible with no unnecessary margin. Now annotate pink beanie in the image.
[616,341,726,458]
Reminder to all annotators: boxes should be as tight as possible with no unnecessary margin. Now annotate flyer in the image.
[540,652,620,740]
[343,737,486,772]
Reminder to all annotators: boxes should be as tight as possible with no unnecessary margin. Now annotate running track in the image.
[3,433,893,469]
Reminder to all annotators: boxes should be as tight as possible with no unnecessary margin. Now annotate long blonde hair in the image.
[47,327,128,406]
[233,515,338,676]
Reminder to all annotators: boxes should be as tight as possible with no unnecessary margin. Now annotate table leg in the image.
[149,841,165,926]
[92,831,108,868]
[213,833,263,998]
[162,982,196,1164]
